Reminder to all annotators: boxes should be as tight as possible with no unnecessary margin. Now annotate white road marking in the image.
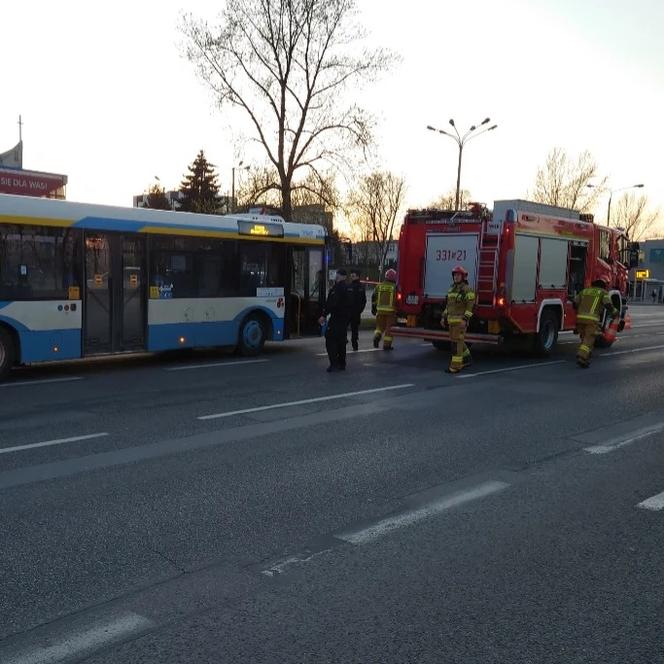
[165,359,268,371]
[316,348,381,356]
[3,612,153,664]
[337,481,510,545]
[198,383,415,420]
[0,377,83,388]
[603,344,664,357]
[456,360,565,379]
[0,433,109,456]
[584,422,664,454]
[637,491,664,511]
[261,549,331,577]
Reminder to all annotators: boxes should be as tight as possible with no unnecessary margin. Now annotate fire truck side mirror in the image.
[628,242,640,269]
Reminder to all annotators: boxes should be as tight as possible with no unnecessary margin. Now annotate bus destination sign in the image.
[238,220,284,238]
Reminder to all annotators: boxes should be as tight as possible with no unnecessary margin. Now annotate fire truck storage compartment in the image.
[424,233,479,299]
[512,235,539,302]
[568,242,587,297]
[538,238,569,289]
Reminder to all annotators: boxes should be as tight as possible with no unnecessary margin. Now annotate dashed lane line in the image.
[603,344,664,357]
[0,612,153,664]
[197,383,415,420]
[456,360,566,379]
[0,433,109,456]
[164,359,269,371]
[316,348,381,356]
[0,376,83,388]
[336,480,510,545]
[584,422,664,454]
[637,491,664,511]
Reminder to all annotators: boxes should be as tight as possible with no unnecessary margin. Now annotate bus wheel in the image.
[0,327,16,380]
[432,340,451,351]
[238,315,266,356]
[534,309,559,356]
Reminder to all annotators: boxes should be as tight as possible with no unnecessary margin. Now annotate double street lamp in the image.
[588,183,644,227]
[426,117,497,211]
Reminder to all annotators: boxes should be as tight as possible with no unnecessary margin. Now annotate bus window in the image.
[0,225,80,300]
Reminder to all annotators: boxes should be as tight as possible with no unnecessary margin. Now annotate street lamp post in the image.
[588,183,644,227]
[607,184,644,227]
[426,117,497,211]
[231,162,250,213]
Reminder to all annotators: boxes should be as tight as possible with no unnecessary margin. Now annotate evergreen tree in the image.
[179,150,221,213]
[145,183,172,210]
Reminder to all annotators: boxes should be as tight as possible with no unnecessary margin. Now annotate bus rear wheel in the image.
[238,315,266,356]
[0,327,16,380]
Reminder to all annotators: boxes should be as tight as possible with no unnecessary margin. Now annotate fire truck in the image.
[391,200,637,354]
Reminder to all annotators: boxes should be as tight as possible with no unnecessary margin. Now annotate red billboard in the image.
[0,168,67,197]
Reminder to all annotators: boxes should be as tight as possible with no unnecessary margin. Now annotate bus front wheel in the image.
[0,327,16,380]
[238,315,267,356]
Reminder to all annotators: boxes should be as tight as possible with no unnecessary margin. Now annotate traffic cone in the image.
[624,313,633,330]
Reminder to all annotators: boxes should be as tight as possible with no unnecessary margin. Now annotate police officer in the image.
[319,269,352,372]
[348,269,367,351]
[442,265,475,374]
[372,268,398,350]
[574,278,619,368]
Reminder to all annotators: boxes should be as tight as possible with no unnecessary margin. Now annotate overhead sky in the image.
[2,0,662,231]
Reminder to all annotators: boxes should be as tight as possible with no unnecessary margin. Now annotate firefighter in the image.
[372,269,397,350]
[442,265,475,374]
[574,278,619,368]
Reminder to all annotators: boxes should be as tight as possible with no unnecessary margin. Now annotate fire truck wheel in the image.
[432,340,451,351]
[534,309,559,356]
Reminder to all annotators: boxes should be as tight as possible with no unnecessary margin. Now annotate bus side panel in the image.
[146,297,285,351]
[0,301,82,363]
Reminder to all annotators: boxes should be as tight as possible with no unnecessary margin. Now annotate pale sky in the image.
[2,0,663,232]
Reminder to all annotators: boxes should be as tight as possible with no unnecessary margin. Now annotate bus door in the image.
[288,245,325,336]
[84,232,146,354]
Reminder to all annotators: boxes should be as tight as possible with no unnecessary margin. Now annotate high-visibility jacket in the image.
[373,281,396,314]
[443,283,475,324]
[574,286,618,324]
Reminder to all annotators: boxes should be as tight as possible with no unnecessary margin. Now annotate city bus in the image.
[0,193,327,379]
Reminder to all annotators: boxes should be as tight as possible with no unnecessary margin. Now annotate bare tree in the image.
[611,192,660,240]
[532,147,606,212]
[182,0,393,221]
[348,171,406,274]
[429,189,472,211]
[237,166,339,214]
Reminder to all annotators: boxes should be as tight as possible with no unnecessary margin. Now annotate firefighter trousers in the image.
[374,312,396,349]
[576,322,598,366]
[448,322,471,372]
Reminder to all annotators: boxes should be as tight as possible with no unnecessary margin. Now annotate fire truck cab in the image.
[392,200,634,354]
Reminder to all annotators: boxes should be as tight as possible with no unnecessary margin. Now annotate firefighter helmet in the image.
[451,265,468,278]
[385,268,397,282]
[592,278,607,288]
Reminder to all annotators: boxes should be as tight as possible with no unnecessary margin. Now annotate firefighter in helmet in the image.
[442,265,475,373]
[372,268,397,350]
[574,278,619,368]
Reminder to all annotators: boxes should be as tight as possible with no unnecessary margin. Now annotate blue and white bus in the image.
[0,194,327,379]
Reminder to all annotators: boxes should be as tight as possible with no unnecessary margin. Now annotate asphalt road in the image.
[1,304,663,663]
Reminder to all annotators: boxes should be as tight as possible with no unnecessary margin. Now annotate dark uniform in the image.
[348,278,367,351]
[322,278,353,371]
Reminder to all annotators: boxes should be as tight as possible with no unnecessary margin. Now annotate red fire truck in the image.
[391,200,636,354]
